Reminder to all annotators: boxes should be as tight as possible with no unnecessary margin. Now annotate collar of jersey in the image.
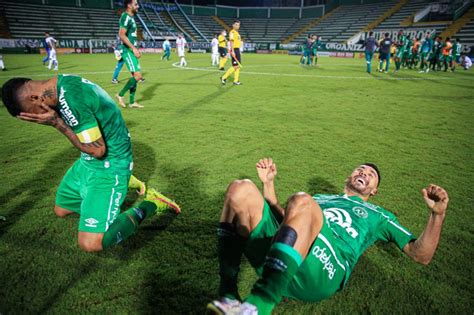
[340,193,364,203]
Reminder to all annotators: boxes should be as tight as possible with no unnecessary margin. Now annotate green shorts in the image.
[245,201,347,302]
[121,48,141,73]
[55,159,131,233]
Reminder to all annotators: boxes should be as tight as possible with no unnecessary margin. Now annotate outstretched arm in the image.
[403,184,449,265]
[256,158,285,216]
[18,104,106,159]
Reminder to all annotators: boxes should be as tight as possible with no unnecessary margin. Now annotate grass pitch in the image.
[0,53,473,314]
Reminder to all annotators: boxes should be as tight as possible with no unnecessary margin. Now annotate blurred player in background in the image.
[409,37,420,69]
[176,33,188,67]
[1,75,181,252]
[379,33,392,73]
[460,53,472,70]
[311,35,322,66]
[221,20,242,86]
[0,54,5,71]
[430,36,442,71]
[218,30,228,70]
[362,31,378,73]
[45,32,58,71]
[211,34,219,66]
[301,34,313,65]
[161,38,171,61]
[112,45,124,84]
[441,37,452,72]
[42,32,51,66]
[451,38,462,71]
[116,0,143,109]
[419,32,433,73]
[394,30,406,72]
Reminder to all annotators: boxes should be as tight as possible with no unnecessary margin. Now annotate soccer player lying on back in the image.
[1,75,180,252]
[208,158,448,314]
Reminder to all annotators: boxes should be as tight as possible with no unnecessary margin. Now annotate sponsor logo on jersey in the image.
[312,245,336,279]
[111,192,122,221]
[58,87,79,127]
[85,217,99,227]
[324,208,359,238]
[352,206,368,219]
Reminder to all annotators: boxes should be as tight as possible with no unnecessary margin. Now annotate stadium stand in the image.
[289,1,398,44]
[219,17,299,44]
[442,7,474,47]
[375,0,451,32]
[1,1,121,39]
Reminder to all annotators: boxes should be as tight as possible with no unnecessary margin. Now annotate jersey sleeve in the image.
[119,14,129,30]
[376,210,416,250]
[64,85,102,144]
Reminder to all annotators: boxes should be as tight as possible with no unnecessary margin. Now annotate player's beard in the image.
[345,176,369,196]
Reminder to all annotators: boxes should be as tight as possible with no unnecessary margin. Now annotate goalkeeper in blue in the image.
[207,158,449,315]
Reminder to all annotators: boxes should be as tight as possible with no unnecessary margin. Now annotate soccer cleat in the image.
[112,79,119,84]
[145,188,181,214]
[207,299,257,315]
[115,94,127,108]
[219,67,225,71]
[220,77,226,85]
[233,81,242,86]
[139,78,146,83]
[130,103,144,109]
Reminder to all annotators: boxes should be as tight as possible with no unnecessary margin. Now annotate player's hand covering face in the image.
[345,165,379,196]
[18,104,59,126]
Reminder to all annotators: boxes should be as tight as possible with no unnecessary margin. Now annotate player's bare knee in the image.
[226,179,256,204]
[134,72,142,81]
[287,192,314,210]
[78,238,103,252]
[54,205,69,218]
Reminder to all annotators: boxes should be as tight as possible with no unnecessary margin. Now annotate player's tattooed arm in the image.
[18,104,106,158]
[256,158,285,216]
[403,184,448,265]
[55,118,106,158]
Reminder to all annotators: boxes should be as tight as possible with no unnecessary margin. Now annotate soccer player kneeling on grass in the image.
[221,20,242,86]
[207,158,448,314]
[1,75,180,252]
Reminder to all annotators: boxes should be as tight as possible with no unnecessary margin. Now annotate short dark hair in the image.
[1,78,31,117]
[384,32,389,37]
[124,0,134,8]
[233,20,240,24]
[369,31,373,36]
[363,163,381,187]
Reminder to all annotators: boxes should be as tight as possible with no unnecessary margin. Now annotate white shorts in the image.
[178,49,185,57]
[49,50,57,60]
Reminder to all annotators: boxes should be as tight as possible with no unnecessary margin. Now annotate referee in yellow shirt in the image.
[218,29,228,70]
[221,20,242,85]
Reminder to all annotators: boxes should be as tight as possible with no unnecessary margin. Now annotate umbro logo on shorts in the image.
[85,217,99,228]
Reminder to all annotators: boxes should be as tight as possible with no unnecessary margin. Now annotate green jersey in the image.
[314,194,416,278]
[56,74,132,172]
[119,12,138,49]
[453,42,462,56]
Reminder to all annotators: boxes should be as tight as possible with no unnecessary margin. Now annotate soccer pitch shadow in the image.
[0,146,77,238]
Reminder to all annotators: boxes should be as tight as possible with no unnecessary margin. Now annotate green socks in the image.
[102,201,157,249]
[119,77,137,97]
[245,243,303,315]
[217,223,246,300]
